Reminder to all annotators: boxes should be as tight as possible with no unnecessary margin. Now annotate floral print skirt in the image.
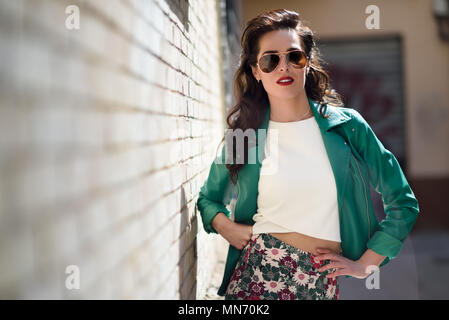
[224,233,340,300]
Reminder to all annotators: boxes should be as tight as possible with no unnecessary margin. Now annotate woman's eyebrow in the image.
[261,47,300,55]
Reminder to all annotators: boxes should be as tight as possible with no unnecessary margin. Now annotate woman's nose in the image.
[278,55,290,71]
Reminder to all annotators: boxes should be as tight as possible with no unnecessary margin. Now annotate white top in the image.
[252,115,341,242]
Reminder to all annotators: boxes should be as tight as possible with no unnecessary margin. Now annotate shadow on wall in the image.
[165,0,195,299]
[167,0,190,32]
[179,184,197,299]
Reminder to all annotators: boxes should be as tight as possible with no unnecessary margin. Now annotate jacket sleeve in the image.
[348,109,420,259]
[196,141,233,234]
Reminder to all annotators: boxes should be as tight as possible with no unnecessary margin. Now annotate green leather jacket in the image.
[196,97,420,296]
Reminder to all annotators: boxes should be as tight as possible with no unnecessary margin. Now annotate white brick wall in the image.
[0,0,227,299]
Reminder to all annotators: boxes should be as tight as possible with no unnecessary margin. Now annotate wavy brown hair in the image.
[221,8,344,184]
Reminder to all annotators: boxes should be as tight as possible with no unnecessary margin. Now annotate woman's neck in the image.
[268,93,311,122]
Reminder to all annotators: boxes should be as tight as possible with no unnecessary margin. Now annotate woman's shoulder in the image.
[330,105,361,118]
[328,105,368,127]
[323,104,374,139]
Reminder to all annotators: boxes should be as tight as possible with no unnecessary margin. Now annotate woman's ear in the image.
[251,65,259,81]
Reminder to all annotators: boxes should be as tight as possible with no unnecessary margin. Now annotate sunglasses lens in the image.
[259,54,280,73]
[288,51,307,68]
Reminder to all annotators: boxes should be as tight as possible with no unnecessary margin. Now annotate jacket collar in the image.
[259,96,352,133]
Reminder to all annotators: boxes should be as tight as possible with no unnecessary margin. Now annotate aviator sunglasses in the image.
[256,49,308,73]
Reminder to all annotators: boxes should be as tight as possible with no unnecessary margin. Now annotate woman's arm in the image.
[196,143,232,234]
[348,108,420,260]
[316,112,420,278]
[211,212,233,233]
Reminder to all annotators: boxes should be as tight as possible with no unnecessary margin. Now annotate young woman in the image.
[196,9,420,300]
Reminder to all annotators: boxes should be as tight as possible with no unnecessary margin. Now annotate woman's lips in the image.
[277,79,294,86]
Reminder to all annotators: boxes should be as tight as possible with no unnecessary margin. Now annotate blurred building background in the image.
[0,0,448,300]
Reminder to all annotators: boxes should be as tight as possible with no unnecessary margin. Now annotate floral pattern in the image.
[225,233,339,300]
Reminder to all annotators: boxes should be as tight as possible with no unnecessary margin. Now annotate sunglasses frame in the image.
[256,49,308,73]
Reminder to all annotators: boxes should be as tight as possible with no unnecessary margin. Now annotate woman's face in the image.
[251,28,310,99]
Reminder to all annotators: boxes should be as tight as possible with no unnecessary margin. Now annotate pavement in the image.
[203,229,449,300]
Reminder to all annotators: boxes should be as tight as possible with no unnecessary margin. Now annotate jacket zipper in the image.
[351,153,371,239]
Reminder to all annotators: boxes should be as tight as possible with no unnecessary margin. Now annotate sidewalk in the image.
[203,247,226,300]
[339,229,449,299]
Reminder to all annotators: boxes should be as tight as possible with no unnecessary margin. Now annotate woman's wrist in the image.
[212,212,233,233]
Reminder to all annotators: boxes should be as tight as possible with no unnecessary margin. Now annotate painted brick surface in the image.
[0,0,226,299]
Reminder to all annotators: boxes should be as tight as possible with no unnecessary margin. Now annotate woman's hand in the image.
[314,248,375,280]
[221,221,253,250]
[212,213,253,250]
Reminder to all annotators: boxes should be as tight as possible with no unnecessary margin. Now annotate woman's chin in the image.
[270,89,304,100]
